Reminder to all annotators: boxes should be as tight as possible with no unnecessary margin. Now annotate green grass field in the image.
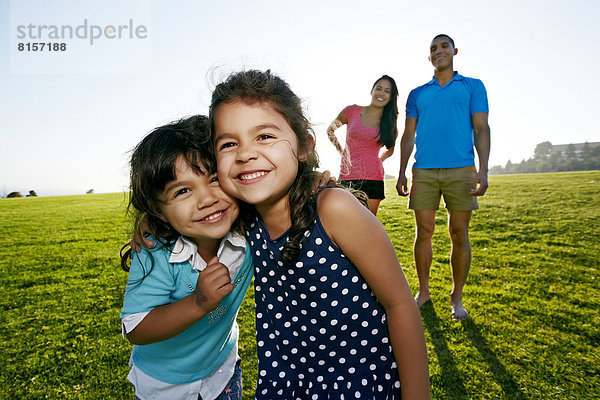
[1,171,599,399]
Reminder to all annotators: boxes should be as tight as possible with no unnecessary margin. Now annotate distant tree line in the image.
[490,141,600,175]
[2,189,95,198]
[3,190,37,198]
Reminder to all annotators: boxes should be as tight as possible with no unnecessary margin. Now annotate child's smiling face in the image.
[213,100,301,210]
[157,155,239,247]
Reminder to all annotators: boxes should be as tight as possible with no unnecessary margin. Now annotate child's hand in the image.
[312,170,336,193]
[194,257,234,313]
[131,215,154,252]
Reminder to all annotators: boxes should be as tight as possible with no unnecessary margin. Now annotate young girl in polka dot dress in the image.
[210,70,430,400]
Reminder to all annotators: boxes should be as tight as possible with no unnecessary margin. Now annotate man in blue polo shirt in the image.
[396,34,491,320]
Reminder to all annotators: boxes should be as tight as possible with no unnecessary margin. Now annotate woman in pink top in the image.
[327,75,399,215]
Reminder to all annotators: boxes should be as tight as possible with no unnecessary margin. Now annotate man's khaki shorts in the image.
[409,166,478,211]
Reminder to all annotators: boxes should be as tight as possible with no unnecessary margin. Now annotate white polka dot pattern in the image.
[248,215,401,399]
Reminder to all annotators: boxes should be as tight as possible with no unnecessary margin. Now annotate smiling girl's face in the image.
[213,100,301,211]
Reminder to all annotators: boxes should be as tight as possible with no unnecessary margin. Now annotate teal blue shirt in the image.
[406,72,489,169]
[121,236,253,384]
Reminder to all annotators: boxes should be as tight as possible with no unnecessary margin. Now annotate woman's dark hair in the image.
[120,115,216,272]
[209,70,320,264]
[372,75,399,149]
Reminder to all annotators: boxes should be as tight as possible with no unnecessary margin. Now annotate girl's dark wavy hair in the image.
[372,75,399,149]
[209,70,320,264]
[120,115,217,273]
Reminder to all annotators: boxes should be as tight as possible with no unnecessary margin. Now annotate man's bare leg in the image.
[448,210,472,320]
[413,209,437,307]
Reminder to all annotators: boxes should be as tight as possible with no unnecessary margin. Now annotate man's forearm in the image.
[398,133,415,175]
[474,126,490,172]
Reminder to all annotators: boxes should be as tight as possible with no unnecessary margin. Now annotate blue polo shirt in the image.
[406,72,488,169]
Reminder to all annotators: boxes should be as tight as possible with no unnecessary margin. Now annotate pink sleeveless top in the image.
[339,105,384,181]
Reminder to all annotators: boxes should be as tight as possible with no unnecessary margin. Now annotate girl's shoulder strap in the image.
[313,184,334,198]
[314,187,364,248]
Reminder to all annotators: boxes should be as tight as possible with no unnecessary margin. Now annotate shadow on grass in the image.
[420,302,525,399]
[460,319,525,399]
[420,302,469,399]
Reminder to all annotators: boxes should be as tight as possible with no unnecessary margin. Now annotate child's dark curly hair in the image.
[121,115,217,272]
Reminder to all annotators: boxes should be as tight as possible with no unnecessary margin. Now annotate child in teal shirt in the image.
[120,115,252,400]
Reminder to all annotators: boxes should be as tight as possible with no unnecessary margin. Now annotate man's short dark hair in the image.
[432,34,455,49]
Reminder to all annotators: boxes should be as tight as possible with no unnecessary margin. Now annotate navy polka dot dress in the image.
[247,212,401,399]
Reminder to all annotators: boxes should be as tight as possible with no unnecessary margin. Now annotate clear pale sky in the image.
[1,0,599,196]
